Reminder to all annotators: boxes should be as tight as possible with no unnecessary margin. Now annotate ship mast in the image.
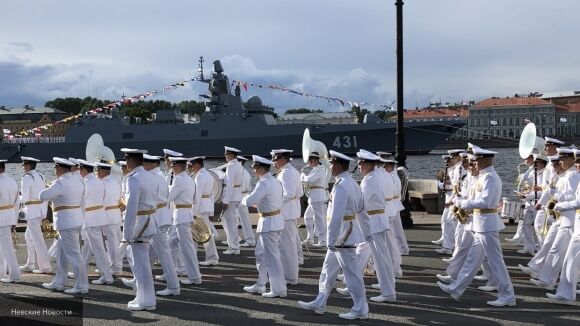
[197,56,209,83]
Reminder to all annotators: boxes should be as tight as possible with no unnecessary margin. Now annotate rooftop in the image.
[473,97,552,108]
[556,102,580,113]
[0,106,67,115]
[540,90,580,99]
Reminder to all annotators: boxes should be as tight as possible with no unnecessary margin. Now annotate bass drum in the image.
[208,169,225,203]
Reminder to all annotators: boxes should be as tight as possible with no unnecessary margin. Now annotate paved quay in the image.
[2,215,579,326]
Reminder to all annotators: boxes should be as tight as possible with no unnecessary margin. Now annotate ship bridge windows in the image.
[201,130,208,137]
[122,132,134,139]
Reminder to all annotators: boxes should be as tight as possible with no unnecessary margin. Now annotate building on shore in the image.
[277,111,357,125]
[0,106,70,140]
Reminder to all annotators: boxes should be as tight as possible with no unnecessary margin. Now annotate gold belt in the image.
[393,195,400,199]
[53,205,81,212]
[175,204,193,209]
[25,200,43,205]
[157,203,167,209]
[473,208,498,215]
[385,197,394,201]
[105,205,121,211]
[309,186,327,190]
[576,209,580,214]
[367,209,385,215]
[137,209,156,216]
[201,194,211,198]
[259,209,281,217]
[0,204,14,211]
[233,184,241,188]
[85,205,103,212]
[326,215,356,221]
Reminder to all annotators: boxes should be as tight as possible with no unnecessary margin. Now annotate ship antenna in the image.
[197,56,207,82]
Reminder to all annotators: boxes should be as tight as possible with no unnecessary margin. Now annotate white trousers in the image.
[53,228,88,290]
[255,231,286,293]
[391,213,409,255]
[279,219,299,282]
[304,201,327,242]
[168,225,186,274]
[0,226,21,280]
[24,217,51,270]
[102,223,123,274]
[150,227,180,289]
[130,242,156,307]
[522,208,537,252]
[237,203,255,244]
[176,222,201,281]
[556,234,580,301]
[387,225,402,276]
[222,202,240,251]
[313,248,368,315]
[442,207,456,250]
[199,214,219,262]
[528,219,560,273]
[449,231,515,302]
[452,222,466,257]
[538,227,572,286]
[511,219,524,242]
[358,231,396,297]
[83,226,113,281]
[446,227,474,279]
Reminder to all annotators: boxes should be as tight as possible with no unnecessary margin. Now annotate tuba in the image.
[190,216,212,244]
[302,128,332,184]
[86,133,123,178]
[41,218,59,239]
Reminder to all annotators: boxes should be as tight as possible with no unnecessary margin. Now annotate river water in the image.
[5,147,522,199]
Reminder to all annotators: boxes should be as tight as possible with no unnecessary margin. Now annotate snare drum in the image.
[501,197,524,220]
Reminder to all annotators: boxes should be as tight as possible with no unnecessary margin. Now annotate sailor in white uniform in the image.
[96,162,124,276]
[439,150,464,255]
[547,148,580,304]
[237,156,256,247]
[242,155,287,298]
[78,159,113,285]
[530,148,579,291]
[506,154,534,244]
[300,151,328,247]
[163,148,186,275]
[119,148,159,310]
[19,156,52,274]
[272,149,303,285]
[190,156,220,265]
[0,159,21,283]
[40,157,89,294]
[438,147,516,307]
[382,156,410,256]
[221,146,243,255]
[518,155,546,255]
[168,157,202,285]
[142,154,181,296]
[298,150,368,320]
[433,155,452,247]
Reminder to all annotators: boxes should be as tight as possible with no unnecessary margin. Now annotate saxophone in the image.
[452,205,470,224]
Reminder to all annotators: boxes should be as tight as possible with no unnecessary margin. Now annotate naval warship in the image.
[0,60,463,162]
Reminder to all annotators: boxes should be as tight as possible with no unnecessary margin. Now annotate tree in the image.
[284,108,323,114]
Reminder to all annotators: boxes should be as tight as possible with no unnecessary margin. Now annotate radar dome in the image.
[246,96,263,110]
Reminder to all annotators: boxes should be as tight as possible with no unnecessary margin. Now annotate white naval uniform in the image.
[311,171,368,316]
[193,167,219,262]
[535,161,556,245]
[21,170,51,271]
[237,167,255,245]
[536,167,579,287]
[276,163,303,284]
[40,172,88,291]
[81,173,113,282]
[449,166,467,257]
[356,169,396,299]
[521,169,543,252]
[100,175,123,274]
[149,167,179,290]
[169,170,201,282]
[389,169,409,255]
[0,172,21,281]
[510,166,533,244]
[123,165,158,308]
[442,162,462,251]
[301,165,328,244]
[378,167,402,277]
[449,166,516,303]
[241,173,286,293]
[553,180,580,301]
[221,158,243,251]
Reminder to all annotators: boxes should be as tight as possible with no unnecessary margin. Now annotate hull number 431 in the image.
[332,136,358,149]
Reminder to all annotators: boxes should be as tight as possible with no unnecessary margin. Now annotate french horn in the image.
[191,216,212,244]
[41,218,59,239]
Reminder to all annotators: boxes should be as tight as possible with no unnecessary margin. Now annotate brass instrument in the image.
[41,218,59,239]
[452,206,470,224]
[540,199,559,236]
[190,216,212,244]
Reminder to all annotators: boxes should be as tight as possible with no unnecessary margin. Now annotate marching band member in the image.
[272,149,303,285]
[438,150,464,255]
[300,151,328,247]
[78,159,113,285]
[518,155,546,255]
[530,148,578,291]
[448,153,469,260]
[0,159,21,283]
[96,162,124,276]
[163,149,186,275]
[40,157,89,294]
[298,150,368,320]
[142,154,181,296]
[120,148,158,310]
[433,155,452,248]
[546,148,580,304]
[237,156,256,247]
[19,156,52,274]
[438,147,516,307]
[383,157,410,256]
[242,155,287,298]
[221,146,243,255]
[190,156,220,266]
[168,156,202,285]
[506,154,534,244]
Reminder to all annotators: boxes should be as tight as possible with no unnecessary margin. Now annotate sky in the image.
[1,0,579,114]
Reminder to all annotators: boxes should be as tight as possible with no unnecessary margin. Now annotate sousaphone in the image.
[86,133,122,178]
[302,128,332,183]
[519,123,545,159]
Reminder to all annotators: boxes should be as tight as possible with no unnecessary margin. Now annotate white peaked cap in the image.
[532,154,547,162]
[548,155,560,162]
[163,149,183,157]
[252,155,272,166]
[376,151,392,156]
[21,156,40,162]
[468,154,477,161]
[544,137,564,145]
[68,158,80,165]
[556,148,575,157]
[143,154,161,161]
[329,150,353,162]
[448,149,464,155]
[121,148,148,154]
[224,146,241,153]
[118,160,127,166]
[356,150,380,162]
[168,157,189,163]
[441,155,451,160]
[460,152,469,158]
[77,159,96,167]
[472,147,498,157]
[53,157,75,167]
[237,155,248,161]
[95,162,112,169]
